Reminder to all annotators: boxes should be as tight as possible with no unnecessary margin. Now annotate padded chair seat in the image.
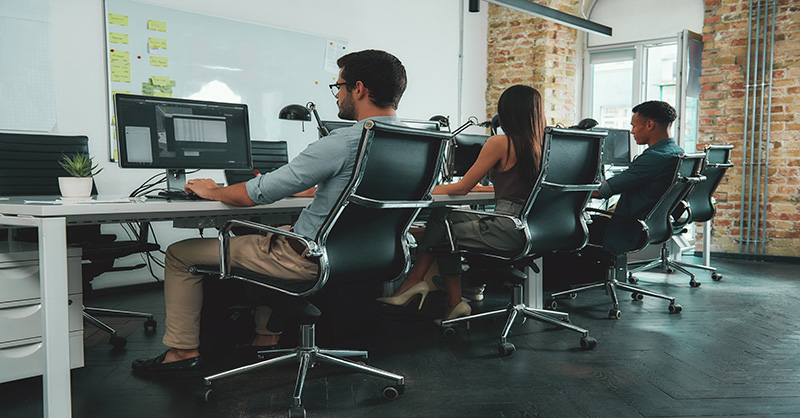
[193,265,321,325]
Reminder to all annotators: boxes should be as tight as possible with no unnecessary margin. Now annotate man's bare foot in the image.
[162,347,200,363]
[252,334,280,347]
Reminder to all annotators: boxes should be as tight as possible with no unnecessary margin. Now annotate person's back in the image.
[596,101,683,253]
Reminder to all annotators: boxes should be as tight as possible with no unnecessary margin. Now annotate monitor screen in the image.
[114,94,252,171]
[597,128,631,166]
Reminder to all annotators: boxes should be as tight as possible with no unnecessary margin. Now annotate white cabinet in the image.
[0,242,84,384]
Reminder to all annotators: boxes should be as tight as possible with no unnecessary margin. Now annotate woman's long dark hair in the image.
[496,85,545,184]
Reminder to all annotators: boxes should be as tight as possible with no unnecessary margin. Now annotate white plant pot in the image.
[58,177,93,198]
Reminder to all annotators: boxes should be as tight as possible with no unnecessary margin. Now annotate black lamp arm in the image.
[306,102,330,137]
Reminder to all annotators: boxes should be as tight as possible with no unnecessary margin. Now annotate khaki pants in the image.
[162,226,318,349]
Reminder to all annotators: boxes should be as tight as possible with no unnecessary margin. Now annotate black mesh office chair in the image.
[224,140,288,185]
[437,127,604,355]
[627,145,733,284]
[0,132,159,347]
[190,120,450,417]
[548,153,706,319]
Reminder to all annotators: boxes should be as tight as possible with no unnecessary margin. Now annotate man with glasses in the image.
[132,49,407,376]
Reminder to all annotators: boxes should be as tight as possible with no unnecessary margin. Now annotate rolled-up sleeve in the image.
[245,135,348,205]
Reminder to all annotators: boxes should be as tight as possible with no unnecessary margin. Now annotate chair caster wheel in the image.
[631,292,644,301]
[442,326,456,338]
[382,385,404,400]
[628,275,638,284]
[194,387,213,403]
[288,406,306,418]
[712,272,722,281]
[144,318,157,332]
[666,267,675,274]
[109,335,127,348]
[668,303,683,314]
[608,309,621,319]
[580,336,597,350]
[498,342,515,356]
[690,279,701,288]
[568,292,577,300]
[545,299,557,310]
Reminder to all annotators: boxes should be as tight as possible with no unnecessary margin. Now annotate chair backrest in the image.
[224,140,288,185]
[320,120,356,133]
[684,144,734,223]
[0,132,93,195]
[521,127,605,257]
[315,120,450,287]
[643,153,706,246]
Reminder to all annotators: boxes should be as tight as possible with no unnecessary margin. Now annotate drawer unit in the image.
[0,242,84,383]
[0,331,84,384]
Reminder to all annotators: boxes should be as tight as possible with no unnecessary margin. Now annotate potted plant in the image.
[58,153,103,198]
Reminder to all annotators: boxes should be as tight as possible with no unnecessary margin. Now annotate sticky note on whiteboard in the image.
[324,40,348,73]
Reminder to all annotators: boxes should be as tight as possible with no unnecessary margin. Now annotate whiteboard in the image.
[104,0,347,161]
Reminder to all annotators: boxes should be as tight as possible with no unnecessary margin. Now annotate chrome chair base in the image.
[442,284,597,355]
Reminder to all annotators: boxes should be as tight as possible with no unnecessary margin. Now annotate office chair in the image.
[437,127,604,355]
[224,140,289,185]
[627,145,733,284]
[0,132,159,348]
[190,120,450,417]
[547,153,706,319]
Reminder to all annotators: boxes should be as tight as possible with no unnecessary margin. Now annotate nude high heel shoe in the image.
[435,301,472,329]
[376,281,431,310]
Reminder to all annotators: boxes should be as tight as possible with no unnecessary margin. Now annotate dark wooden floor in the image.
[2,256,800,418]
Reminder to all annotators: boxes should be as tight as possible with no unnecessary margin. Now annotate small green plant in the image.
[59,153,103,178]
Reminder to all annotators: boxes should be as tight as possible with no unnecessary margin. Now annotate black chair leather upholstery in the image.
[224,140,289,185]
[436,127,605,355]
[190,120,450,417]
[548,153,706,319]
[0,132,159,347]
[628,145,734,283]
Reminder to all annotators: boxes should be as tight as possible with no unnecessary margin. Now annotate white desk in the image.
[0,192,495,418]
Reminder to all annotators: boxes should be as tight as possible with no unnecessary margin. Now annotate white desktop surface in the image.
[0,192,496,418]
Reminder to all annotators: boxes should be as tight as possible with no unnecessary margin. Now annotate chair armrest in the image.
[440,206,525,253]
[541,181,601,192]
[217,219,322,280]
[671,200,692,230]
[680,174,707,184]
[585,208,649,253]
[349,194,433,209]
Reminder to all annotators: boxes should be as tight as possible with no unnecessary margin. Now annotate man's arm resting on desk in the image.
[185,179,256,207]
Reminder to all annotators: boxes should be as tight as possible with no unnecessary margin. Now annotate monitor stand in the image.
[148,169,189,199]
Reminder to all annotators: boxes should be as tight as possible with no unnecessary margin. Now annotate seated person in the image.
[132,49,408,376]
[378,85,546,322]
[591,100,685,253]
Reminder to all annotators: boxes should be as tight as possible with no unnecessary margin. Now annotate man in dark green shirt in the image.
[594,101,685,253]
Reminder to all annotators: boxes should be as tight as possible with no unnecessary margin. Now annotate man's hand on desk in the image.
[185,179,256,207]
[292,187,317,198]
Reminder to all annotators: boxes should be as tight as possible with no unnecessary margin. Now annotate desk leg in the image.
[523,258,543,309]
[703,221,711,268]
[38,217,72,418]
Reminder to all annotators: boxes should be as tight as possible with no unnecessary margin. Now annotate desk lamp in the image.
[278,102,330,137]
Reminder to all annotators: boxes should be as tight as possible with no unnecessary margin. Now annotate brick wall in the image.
[486,0,581,126]
[699,0,800,256]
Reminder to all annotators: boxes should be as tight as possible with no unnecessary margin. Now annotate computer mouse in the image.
[187,192,202,200]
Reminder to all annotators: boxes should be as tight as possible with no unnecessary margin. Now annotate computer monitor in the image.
[114,94,252,194]
[597,128,631,166]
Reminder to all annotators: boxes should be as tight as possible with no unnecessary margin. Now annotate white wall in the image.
[44,0,487,288]
[587,0,704,47]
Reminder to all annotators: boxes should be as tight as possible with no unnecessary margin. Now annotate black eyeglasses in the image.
[329,82,354,97]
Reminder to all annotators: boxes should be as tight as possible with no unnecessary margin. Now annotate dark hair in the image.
[632,101,677,129]
[337,50,407,110]
[496,85,546,183]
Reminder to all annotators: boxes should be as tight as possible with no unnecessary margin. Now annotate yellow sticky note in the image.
[110,50,130,62]
[150,76,171,87]
[153,91,172,98]
[150,56,168,67]
[148,38,168,50]
[110,61,131,83]
[109,32,129,45]
[108,14,129,26]
[147,20,167,32]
